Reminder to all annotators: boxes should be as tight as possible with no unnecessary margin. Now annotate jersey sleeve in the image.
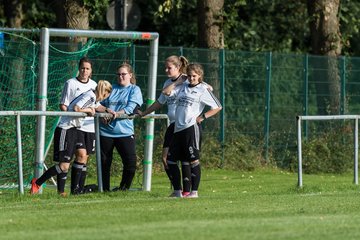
[201,88,222,109]
[157,93,167,104]
[75,92,95,109]
[59,81,72,106]
[123,85,144,114]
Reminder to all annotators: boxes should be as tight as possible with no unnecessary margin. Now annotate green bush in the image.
[295,127,354,174]
[201,134,267,170]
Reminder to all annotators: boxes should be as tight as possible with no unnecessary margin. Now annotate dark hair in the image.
[78,57,93,69]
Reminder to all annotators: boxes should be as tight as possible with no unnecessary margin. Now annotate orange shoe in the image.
[30,178,40,194]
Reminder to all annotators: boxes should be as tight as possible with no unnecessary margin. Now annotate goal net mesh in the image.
[0,31,164,189]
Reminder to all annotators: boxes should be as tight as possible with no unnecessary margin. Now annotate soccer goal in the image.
[0,27,164,193]
[296,115,359,187]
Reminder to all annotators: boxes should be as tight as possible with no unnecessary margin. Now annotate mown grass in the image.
[1,168,360,240]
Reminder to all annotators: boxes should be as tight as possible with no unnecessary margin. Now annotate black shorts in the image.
[169,124,202,162]
[163,122,175,148]
[53,127,78,163]
[76,130,96,155]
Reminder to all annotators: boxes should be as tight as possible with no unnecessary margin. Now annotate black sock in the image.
[164,166,173,184]
[181,162,191,193]
[79,165,87,192]
[71,162,84,194]
[57,170,68,193]
[168,161,181,191]
[191,161,201,191]
[36,165,61,186]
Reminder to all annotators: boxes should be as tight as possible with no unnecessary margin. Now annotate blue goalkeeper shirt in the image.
[100,83,143,137]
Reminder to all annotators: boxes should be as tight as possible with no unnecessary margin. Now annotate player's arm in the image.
[138,101,162,117]
[197,107,222,123]
[74,105,95,116]
[162,77,185,96]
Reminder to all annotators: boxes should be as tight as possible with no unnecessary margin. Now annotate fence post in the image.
[264,52,272,161]
[303,54,309,138]
[179,46,183,56]
[340,56,346,115]
[219,48,225,167]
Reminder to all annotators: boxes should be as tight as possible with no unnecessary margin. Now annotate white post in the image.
[354,117,358,185]
[35,28,49,184]
[143,36,159,191]
[95,115,104,192]
[297,116,303,187]
[16,114,24,194]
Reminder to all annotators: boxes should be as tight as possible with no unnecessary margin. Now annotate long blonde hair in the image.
[96,80,112,102]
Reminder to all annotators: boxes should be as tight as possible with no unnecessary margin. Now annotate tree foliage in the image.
[1,0,360,55]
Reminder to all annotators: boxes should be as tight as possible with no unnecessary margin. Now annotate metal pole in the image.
[95,115,103,192]
[219,49,225,167]
[354,117,358,185]
[16,114,24,194]
[142,36,159,191]
[303,54,309,138]
[297,116,303,187]
[264,52,272,161]
[340,56,346,115]
[34,28,49,184]
[122,0,128,30]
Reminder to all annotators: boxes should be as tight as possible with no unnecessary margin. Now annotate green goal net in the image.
[0,30,143,189]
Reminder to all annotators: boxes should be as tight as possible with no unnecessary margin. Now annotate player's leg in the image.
[114,136,137,191]
[162,123,175,184]
[190,160,201,193]
[31,127,75,195]
[56,127,78,195]
[71,131,95,194]
[100,135,115,191]
[184,124,201,198]
[167,131,185,197]
[57,162,71,195]
[181,161,191,196]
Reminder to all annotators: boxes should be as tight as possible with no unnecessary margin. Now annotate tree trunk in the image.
[307,0,342,115]
[64,0,89,48]
[53,0,67,28]
[4,0,23,27]
[197,0,224,49]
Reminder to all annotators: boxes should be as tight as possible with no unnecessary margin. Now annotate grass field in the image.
[1,168,360,240]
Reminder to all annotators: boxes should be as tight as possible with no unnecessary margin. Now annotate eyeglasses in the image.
[116,73,128,76]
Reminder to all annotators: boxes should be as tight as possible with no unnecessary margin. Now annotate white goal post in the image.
[0,27,161,193]
[36,28,160,192]
[296,115,359,187]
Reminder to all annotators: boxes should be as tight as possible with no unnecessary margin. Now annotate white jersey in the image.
[170,82,222,132]
[157,78,178,123]
[59,77,97,132]
[58,90,100,131]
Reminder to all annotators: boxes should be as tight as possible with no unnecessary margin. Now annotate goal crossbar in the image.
[296,115,359,187]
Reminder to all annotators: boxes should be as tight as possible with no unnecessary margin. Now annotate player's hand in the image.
[102,116,113,125]
[135,109,144,118]
[86,107,96,116]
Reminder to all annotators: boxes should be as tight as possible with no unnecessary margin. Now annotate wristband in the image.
[202,113,207,119]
